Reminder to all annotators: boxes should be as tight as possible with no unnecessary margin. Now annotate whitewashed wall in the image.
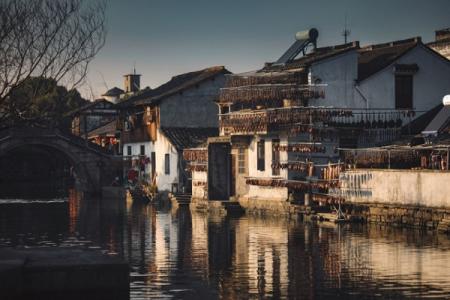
[122,142,152,176]
[356,45,450,113]
[310,44,450,116]
[339,169,450,208]
[154,130,179,192]
[310,50,362,108]
[246,135,289,200]
[122,130,179,192]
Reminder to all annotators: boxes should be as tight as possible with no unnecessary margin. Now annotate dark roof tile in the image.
[118,66,231,108]
[160,127,219,150]
[357,38,420,81]
[102,87,124,97]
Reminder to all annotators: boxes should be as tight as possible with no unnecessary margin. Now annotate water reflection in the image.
[0,192,450,299]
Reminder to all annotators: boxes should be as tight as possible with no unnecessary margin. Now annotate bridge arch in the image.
[0,127,118,196]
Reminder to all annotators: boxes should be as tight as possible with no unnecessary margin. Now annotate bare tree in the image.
[0,0,106,121]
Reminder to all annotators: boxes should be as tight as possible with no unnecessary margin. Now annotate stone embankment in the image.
[0,247,129,300]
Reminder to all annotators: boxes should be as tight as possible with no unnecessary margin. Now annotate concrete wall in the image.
[339,169,450,209]
[356,45,450,113]
[159,74,226,128]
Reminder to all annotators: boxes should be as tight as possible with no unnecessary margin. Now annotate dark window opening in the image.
[272,139,280,176]
[127,146,132,156]
[151,152,156,179]
[257,140,265,171]
[165,154,170,175]
[395,75,413,109]
[140,145,145,156]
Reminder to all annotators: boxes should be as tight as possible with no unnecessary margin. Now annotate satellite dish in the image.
[443,95,450,106]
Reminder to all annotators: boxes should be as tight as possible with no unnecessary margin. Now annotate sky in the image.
[81,0,450,99]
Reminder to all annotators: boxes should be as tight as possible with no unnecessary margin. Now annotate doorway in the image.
[208,143,231,200]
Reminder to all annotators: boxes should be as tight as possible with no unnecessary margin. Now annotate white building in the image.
[120,66,230,193]
[188,31,450,209]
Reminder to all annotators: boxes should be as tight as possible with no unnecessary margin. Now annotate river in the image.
[1,190,450,299]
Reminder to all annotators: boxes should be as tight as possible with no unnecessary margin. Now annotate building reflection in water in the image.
[118,204,450,299]
[5,193,450,299]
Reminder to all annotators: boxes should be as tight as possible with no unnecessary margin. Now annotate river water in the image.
[1,190,450,299]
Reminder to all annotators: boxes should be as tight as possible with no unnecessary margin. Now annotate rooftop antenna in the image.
[342,13,351,44]
[133,61,136,75]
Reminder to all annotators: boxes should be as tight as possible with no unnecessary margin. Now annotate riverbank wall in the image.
[190,169,450,232]
[339,169,450,232]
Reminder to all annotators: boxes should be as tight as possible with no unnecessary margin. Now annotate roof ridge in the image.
[171,65,225,79]
[315,41,360,52]
[360,37,421,51]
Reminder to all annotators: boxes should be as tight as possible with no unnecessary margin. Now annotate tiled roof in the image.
[401,103,443,135]
[357,37,420,82]
[88,120,117,138]
[102,87,124,97]
[118,66,231,108]
[160,127,219,150]
[422,105,450,135]
[263,37,426,82]
[66,98,115,117]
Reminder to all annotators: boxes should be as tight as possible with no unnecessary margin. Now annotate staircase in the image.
[172,193,192,206]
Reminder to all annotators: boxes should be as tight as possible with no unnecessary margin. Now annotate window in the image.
[165,154,170,175]
[238,148,246,174]
[124,121,131,131]
[395,75,413,109]
[127,145,132,156]
[136,113,143,126]
[257,140,265,171]
[272,139,280,176]
[140,145,145,156]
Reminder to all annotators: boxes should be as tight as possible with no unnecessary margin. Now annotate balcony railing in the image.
[220,107,416,135]
[219,107,352,135]
[218,84,325,106]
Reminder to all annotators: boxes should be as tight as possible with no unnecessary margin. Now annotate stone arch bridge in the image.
[0,127,121,195]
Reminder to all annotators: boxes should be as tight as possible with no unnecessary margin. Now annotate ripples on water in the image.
[0,192,450,299]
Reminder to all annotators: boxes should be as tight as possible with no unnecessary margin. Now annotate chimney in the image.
[124,69,141,93]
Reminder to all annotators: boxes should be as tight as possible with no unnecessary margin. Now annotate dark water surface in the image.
[1,191,450,299]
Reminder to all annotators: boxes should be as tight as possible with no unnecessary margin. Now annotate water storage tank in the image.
[295,28,319,42]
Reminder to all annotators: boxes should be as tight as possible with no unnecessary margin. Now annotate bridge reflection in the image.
[0,144,74,198]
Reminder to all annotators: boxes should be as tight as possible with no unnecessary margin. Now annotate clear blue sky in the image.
[82,0,450,99]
